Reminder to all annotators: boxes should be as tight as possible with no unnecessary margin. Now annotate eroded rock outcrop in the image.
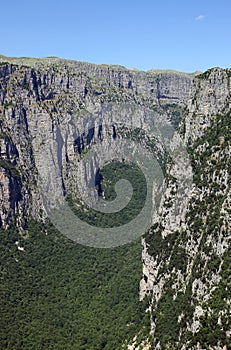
[140,68,231,350]
[0,55,192,228]
[0,55,230,349]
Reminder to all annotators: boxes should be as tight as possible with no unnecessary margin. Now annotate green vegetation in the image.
[190,247,231,348]
[0,221,150,350]
[226,68,231,77]
[2,100,15,108]
[197,68,215,80]
[143,112,230,349]
[0,159,20,178]
[67,161,147,228]
[161,103,183,129]
[154,291,189,346]
[0,61,230,350]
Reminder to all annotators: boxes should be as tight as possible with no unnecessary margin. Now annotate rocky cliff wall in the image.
[139,68,231,350]
[0,56,230,349]
[0,56,192,228]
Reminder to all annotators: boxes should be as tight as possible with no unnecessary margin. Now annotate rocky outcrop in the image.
[184,68,230,141]
[0,55,192,228]
[140,68,231,349]
[0,55,230,349]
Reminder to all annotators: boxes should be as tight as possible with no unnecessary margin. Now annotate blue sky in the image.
[1,0,230,72]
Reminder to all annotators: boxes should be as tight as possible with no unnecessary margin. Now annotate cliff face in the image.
[0,56,230,349]
[140,68,231,350]
[0,56,192,229]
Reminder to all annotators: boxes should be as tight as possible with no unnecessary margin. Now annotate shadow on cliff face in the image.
[37,101,192,248]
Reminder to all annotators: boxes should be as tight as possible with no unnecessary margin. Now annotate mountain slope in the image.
[140,68,231,350]
[0,56,230,349]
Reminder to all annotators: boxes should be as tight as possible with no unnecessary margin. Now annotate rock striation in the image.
[0,55,230,349]
[140,68,231,350]
[0,55,192,228]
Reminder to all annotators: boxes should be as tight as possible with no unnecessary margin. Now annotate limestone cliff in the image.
[0,55,230,349]
[0,55,192,228]
[140,68,231,350]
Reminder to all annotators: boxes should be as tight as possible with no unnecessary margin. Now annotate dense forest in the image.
[0,221,150,350]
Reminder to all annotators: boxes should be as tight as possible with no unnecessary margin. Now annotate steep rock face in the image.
[185,68,230,141]
[0,56,230,349]
[0,56,192,228]
[140,68,231,350]
[0,135,21,227]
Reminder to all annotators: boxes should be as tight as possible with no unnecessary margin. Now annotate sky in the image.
[1,0,230,72]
